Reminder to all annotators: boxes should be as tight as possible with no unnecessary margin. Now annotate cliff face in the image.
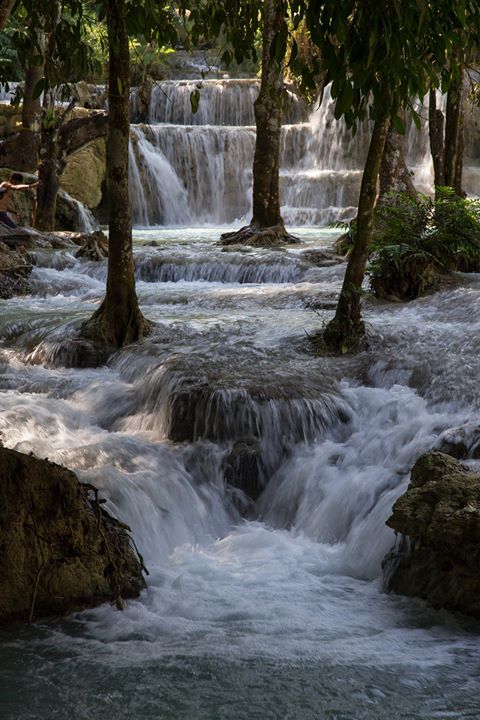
[383,452,480,619]
[0,447,146,624]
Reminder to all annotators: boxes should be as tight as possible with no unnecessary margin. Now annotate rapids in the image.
[1,227,480,719]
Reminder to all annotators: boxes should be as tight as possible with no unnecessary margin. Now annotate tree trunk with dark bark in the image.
[81,0,150,349]
[34,121,60,231]
[378,118,416,204]
[22,59,44,130]
[444,70,465,196]
[429,88,445,188]
[252,0,283,229]
[220,0,298,248]
[0,0,15,30]
[323,114,390,352]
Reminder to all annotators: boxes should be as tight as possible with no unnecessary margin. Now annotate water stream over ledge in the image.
[1,227,480,718]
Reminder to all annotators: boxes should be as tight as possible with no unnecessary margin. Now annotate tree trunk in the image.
[378,118,416,204]
[22,59,44,130]
[251,0,284,228]
[34,122,60,231]
[81,0,150,349]
[444,70,465,195]
[0,0,15,30]
[429,88,445,188]
[220,0,298,247]
[323,114,390,351]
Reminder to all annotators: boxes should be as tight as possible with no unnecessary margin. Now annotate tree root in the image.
[311,318,369,355]
[220,223,300,248]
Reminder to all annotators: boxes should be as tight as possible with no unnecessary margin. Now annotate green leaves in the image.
[368,189,480,299]
[290,0,475,129]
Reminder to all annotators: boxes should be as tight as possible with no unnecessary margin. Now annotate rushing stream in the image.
[1,227,480,719]
[2,78,480,718]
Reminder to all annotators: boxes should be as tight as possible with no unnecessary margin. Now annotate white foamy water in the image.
[127,82,480,230]
[1,228,480,719]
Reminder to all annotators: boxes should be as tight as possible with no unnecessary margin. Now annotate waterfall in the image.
[129,79,480,228]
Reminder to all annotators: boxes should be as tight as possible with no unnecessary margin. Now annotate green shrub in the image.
[368,189,480,300]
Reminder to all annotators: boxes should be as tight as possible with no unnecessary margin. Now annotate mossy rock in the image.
[383,452,480,619]
[0,447,145,625]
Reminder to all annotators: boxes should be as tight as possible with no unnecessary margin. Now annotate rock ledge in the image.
[383,452,480,619]
[0,447,145,624]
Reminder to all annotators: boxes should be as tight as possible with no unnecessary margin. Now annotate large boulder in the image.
[0,168,97,232]
[383,452,480,618]
[60,138,106,210]
[0,447,145,625]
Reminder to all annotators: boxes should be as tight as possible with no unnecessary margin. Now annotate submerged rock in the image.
[223,438,264,503]
[26,336,112,369]
[383,452,480,619]
[0,446,145,625]
[300,248,345,267]
[435,423,480,460]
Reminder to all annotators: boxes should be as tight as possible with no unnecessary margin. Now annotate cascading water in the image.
[1,223,480,718]
[128,82,480,228]
[2,75,480,718]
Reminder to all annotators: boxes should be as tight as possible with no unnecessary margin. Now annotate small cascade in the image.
[133,247,312,284]
[129,79,480,228]
[147,79,308,126]
[129,81,368,226]
[129,124,255,225]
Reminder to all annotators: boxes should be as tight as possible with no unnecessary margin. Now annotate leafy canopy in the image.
[288,0,477,129]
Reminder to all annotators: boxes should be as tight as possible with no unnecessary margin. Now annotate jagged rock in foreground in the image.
[0,447,145,625]
[0,240,32,298]
[383,452,480,619]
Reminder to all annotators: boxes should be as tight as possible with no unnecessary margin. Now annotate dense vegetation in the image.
[369,190,480,300]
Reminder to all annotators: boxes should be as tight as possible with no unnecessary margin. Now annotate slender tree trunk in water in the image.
[81,0,150,348]
[429,88,445,189]
[444,70,465,195]
[378,118,416,204]
[0,0,15,30]
[251,0,284,228]
[220,0,298,246]
[323,114,390,351]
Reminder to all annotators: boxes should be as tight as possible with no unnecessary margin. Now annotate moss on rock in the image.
[383,452,480,619]
[0,446,146,625]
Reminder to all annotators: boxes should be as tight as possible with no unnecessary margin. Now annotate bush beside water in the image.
[368,188,480,300]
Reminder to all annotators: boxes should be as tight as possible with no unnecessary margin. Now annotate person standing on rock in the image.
[0,173,38,228]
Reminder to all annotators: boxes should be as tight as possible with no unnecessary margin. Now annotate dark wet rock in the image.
[369,256,441,301]
[48,234,78,249]
[435,423,480,460]
[0,241,32,298]
[300,249,345,267]
[221,244,253,254]
[383,452,480,619]
[74,230,109,260]
[26,337,111,369]
[223,438,264,502]
[0,225,52,250]
[0,446,145,625]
